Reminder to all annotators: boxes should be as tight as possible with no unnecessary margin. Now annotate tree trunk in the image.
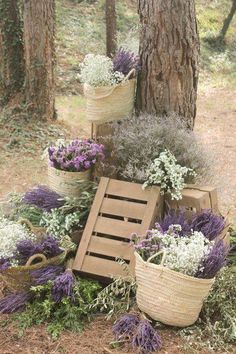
[23,0,56,120]
[106,0,117,57]
[0,0,24,105]
[220,0,236,39]
[136,0,200,129]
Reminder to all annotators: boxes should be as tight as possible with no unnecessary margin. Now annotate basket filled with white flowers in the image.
[80,48,140,125]
[133,224,229,327]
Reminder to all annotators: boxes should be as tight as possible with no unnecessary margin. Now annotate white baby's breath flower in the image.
[79,54,124,87]
[0,218,36,261]
[143,150,197,200]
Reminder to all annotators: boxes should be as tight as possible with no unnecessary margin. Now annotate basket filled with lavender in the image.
[48,139,105,198]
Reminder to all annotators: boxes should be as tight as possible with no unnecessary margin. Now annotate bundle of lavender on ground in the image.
[23,185,65,212]
[113,313,162,354]
[48,139,105,172]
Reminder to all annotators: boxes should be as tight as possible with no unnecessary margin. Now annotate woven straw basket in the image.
[0,219,67,292]
[135,251,215,327]
[84,69,136,124]
[48,165,90,198]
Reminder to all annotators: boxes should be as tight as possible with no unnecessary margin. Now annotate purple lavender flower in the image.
[40,235,63,258]
[190,209,225,241]
[0,257,11,272]
[0,292,33,314]
[113,48,140,76]
[15,239,44,265]
[132,320,162,354]
[48,139,105,172]
[52,269,75,303]
[196,240,228,279]
[23,185,64,211]
[31,265,64,285]
[113,314,139,339]
[158,209,191,235]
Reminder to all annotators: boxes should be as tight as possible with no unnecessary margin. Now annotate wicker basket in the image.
[1,251,67,292]
[135,251,215,327]
[0,219,68,292]
[84,69,136,124]
[48,165,90,198]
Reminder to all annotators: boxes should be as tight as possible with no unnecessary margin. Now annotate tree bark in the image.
[136,0,200,129]
[0,0,24,105]
[23,0,56,120]
[220,0,236,39]
[106,0,117,57]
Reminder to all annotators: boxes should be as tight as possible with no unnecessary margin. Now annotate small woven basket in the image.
[48,165,90,198]
[0,219,67,292]
[135,251,215,327]
[84,69,136,124]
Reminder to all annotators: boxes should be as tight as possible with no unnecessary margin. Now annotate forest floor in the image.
[0,81,235,354]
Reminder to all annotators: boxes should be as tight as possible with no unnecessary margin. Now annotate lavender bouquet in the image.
[190,209,225,241]
[48,139,105,172]
[23,185,64,212]
[113,47,140,76]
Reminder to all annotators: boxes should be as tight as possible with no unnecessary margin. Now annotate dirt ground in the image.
[0,85,235,354]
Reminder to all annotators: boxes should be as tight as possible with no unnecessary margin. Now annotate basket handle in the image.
[147,250,166,266]
[123,68,136,82]
[18,218,34,231]
[25,253,47,267]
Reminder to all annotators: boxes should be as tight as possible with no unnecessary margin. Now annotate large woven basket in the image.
[135,251,215,327]
[84,69,136,124]
[48,165,90,198]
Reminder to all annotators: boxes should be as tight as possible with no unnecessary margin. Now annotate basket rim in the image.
[84,78,136,91]
[134,252,215,284]
[48,164,91,176]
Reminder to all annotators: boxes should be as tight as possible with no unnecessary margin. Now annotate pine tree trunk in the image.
[220,0,236,39]
[0,0,24,105]
[136,0,200,129]
[23,0,56,120]
[106,0,117,57]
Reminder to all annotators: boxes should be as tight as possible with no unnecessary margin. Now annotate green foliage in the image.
[91,274,136,319]
[180,267,236,352]
[14,277,102,339]
[40,180,97,237]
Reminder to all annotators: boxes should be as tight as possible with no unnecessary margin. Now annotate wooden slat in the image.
[94,216,141,238]
[87,236,133,260]
[82,255,126,278]
[73,177,109,270]
[100,197,146,219]
[186,185,218,213]
[106,179,150,201]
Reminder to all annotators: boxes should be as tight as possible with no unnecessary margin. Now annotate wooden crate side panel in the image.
[94,216,141,238]
[87,236,133,260]
[82,255,126,278]
[100,197,146,219]
[185,184,218,213]
[73,177,109,270]
[106,179,151,201]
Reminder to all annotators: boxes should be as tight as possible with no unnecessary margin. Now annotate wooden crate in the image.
[164,184,219,218]
[73,177,162,279]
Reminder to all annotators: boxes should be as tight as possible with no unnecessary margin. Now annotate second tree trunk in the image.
[136,0,200,129]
